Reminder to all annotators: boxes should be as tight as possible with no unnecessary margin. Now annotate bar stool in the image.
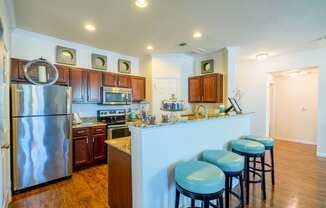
[175,160,225,208]
[241,135,275,185]
[202,150,245,208]
[231,139,266,205]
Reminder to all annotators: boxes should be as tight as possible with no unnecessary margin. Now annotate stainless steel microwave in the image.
[101,87,132,105]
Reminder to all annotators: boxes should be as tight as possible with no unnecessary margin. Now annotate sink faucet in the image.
[196,104,208,118]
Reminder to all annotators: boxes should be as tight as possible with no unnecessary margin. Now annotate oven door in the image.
[108,125,131,140]
[101,87,132,105]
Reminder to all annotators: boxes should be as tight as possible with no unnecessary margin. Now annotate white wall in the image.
[237,47,326,157]
[11,29,142,117]
[194,49,226,75]
[143,54,194,118]
[0,0,14,206]
[271,71,319,144]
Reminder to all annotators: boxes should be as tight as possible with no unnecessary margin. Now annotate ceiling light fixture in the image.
[193,32,202,39]
[146,45,154,50]
[256,53,269,61]
[84,24,96,31]
[135,0,148,8]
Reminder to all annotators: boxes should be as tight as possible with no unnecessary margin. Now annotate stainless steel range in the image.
[97,110,131,141]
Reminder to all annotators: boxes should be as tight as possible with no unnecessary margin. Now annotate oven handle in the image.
[107,125,130,141]
[107,124,129,129]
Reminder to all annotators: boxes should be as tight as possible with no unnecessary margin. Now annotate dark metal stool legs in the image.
[270,148,275,185]
[175,189,180,208]
[233,149,267,205]
[224,172,244,208]
[175,183,224,208]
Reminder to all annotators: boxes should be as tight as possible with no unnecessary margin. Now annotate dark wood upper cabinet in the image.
[202,74,218,102]
[87,70,102,103]
[188,76,202,102]
[11,58,34,81]
[103,72,117,87]
[70,68,87,103]
[10,58,21,81]
[117,75,130,88]
[102,72,131,88]
[55,64,70,85]
[188,73,223,103]
[130,76,145,102]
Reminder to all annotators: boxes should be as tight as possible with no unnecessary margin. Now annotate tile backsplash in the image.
[72,103,141,118]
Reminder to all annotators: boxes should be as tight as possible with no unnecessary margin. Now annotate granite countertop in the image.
[105,137,131,155]
[129,112,253,129]
[72,122,107,128]
[72,117,107,128]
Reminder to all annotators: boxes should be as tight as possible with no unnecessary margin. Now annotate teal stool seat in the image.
[241,135,275,147]
[231,139,265,155]
[175,160,225,194]
[202,150,244,172]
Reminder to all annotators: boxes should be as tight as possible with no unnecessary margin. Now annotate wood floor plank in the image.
[9,140,326,208]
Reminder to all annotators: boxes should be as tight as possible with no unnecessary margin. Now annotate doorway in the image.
[269,67,319,145]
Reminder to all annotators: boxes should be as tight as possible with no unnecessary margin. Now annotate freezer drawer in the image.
[11,84,71,117]
[12,115,72,191]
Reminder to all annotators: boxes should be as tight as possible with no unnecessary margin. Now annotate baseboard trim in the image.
[275,137,316,145]
[317,152,326,158]
[4,190,11,208]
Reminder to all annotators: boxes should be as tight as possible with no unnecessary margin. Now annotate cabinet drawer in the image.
[73,128,90,137]
[91,126,106,135]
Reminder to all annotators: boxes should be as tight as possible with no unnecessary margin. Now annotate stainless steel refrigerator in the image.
[11,83,72,192]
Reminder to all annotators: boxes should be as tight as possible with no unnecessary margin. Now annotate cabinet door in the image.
[19,60,40,81]
[87,71,103,103]
[131,76,145,102]
[117,75,131,88]
[10,58,21,81]
[92,134,107,162]
[55,64,70,85]
[202,74,220,103]
[70,68,87,103]
[188,76,202,102]
[103,72,118,86]
[73,136,91,168]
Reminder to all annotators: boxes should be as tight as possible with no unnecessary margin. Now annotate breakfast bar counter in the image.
[129,113,252,208]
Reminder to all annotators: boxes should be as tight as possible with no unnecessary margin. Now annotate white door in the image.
[0,22,11,208]
[152,78,178,119]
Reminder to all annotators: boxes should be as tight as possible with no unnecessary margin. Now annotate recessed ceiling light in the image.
[135,0,148,8]
[193,32,202,39]
[256,53,269,61]
[146,45,154,50]
[84,24,96,31]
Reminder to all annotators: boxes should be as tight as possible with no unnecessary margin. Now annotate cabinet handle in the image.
[86,138,89,144]
[77,130,85,134]
[95,129,102,132]
[92,137,95,143]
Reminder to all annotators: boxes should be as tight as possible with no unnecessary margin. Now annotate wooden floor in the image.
[9,140,326,208]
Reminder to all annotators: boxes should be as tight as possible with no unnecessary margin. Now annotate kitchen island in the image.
[129,113,252,208]
[106,137,132,208]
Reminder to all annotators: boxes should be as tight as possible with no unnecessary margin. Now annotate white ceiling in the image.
[13,0,326,60]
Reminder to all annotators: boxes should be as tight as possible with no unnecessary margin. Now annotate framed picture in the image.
[228,97,242,114]
[92,53,107,70]
[56,46,76,65]
[201,59,214,74]
[118,59,131,74]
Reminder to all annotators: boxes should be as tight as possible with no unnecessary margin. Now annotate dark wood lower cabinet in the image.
[108,145,132,208]
[72,125,107,170]
[92,134,106,162]
[73,136,91,168]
